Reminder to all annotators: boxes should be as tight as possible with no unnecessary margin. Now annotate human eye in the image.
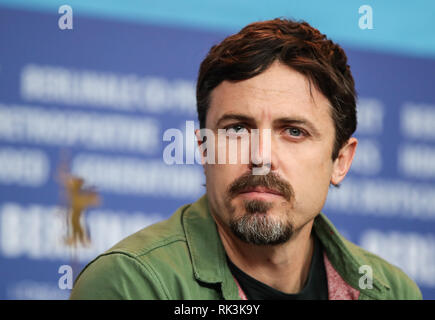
[284,127,307,139]
[225,124,249,137]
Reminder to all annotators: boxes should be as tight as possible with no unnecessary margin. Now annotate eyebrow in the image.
[215,113,256,128]
[215,113,321,137]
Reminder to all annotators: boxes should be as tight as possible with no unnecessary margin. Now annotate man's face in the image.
[201,61,344,245]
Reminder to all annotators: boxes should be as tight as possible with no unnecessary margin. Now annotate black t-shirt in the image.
[226,234,328,300]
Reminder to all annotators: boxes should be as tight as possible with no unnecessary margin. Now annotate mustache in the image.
[227,171,294,202]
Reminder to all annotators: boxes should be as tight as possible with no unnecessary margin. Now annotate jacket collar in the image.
[183,194,390,299]
[182,194,240,299]
[314,213,390,299]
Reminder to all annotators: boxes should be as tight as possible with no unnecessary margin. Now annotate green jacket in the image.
[70,195,422,300]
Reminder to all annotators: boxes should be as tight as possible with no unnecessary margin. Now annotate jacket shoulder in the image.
[108,204,188,257]
[343,239,422,300]
[70,203,193,299]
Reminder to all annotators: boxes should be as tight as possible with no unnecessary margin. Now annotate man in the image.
[70,18,422,300]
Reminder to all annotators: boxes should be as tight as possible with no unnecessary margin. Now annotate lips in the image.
[239,186,284,197]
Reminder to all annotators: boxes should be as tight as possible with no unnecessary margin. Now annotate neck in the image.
[214,214,315,294]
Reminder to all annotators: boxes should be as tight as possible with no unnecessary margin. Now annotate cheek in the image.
[283,147,333,210]
[205,163,246,222]
[205,164,240,196]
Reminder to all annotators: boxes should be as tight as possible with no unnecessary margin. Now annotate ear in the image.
[331,137,358,186]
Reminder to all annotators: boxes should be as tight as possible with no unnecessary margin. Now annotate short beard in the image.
[229,199,294,246]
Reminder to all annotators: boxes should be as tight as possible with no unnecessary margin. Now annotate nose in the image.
[249,128,277,175]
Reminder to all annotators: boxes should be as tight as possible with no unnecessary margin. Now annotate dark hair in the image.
[196,18,357,160]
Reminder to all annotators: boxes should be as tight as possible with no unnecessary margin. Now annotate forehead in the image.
[206,61,334,128]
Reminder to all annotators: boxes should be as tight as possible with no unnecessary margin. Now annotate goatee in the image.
[226,172,295,245]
